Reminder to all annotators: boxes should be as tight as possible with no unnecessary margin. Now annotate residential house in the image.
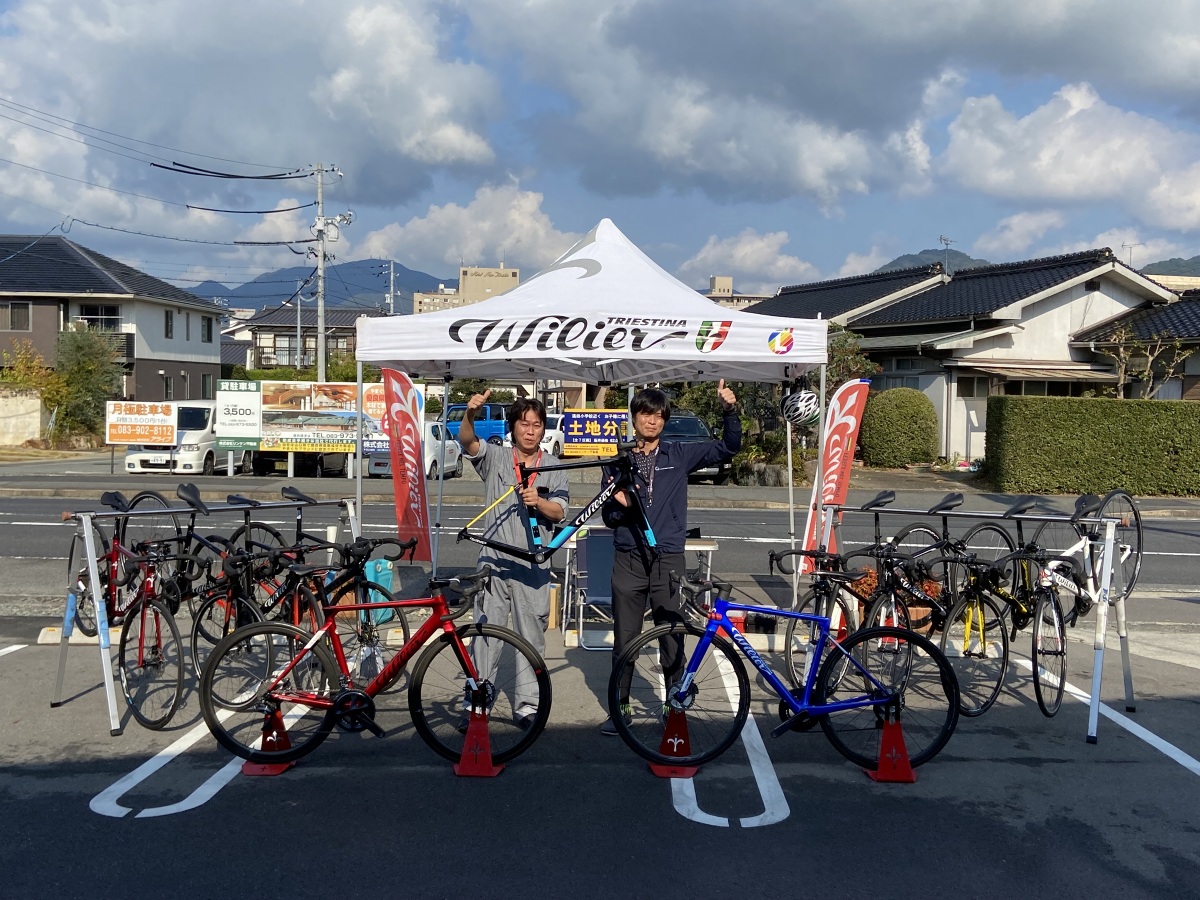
[0,235,222,400]
[747,248,1178,460]
[225,305,389,369]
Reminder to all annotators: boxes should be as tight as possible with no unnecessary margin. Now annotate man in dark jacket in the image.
[599,380,740,734]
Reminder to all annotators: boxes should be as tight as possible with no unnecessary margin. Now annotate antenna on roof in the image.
[938,235,955,273]
[1121,241,1144,268]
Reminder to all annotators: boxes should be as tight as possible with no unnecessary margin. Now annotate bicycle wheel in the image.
[1032,589,1067,717]
[118,597,184,730]
[408,623,552,765]
[1094,489,1143,602]
[67,523,109,638]
[940,592,1009,717]
[228,521,286,553]
[608,622,749,768]
[891,522,940,555]
[322,580,411,693]
[190,588,266,680]
[121,490,182,552]
[961,522,1016,583]
[817,626,959,769]
[199,621,340,764]
[784,586,855,688]
[862,588,911,631]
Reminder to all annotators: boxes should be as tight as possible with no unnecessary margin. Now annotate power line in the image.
[64,217,317,248]
[0,94,294,170]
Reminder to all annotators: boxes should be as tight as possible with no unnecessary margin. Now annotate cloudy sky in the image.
[2,0,1200,298]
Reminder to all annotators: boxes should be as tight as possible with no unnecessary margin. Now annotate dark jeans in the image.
[611,549,686,702]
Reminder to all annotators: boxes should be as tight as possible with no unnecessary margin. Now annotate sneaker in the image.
[600,704,631,736]
[514,714,535,731]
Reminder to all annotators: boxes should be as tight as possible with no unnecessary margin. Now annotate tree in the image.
[0,339,69,438]
[53,330,124,435]
[1097,325,1195,400]
[825,325,881,401]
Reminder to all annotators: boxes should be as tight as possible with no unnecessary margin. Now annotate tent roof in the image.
[356,218,826,384]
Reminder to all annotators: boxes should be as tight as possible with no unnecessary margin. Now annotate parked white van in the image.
[124,400,251,476]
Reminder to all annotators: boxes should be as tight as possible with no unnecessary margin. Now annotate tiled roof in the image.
[0,234,218,309]
[745,264,942,319]
[1074,294,1200,342]
[245,305,389,328]
[853,249,1116,327]
[221,336,252,367]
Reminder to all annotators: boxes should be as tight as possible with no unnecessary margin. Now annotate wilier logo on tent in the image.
[768,329,794,355]
[696,321,732,353]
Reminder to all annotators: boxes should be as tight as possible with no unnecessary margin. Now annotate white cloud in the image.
[675,229,816,295]
[1039,228,1186,268]
[973,210,1067,258]
[352,184,578,276]
[838,246,892,278]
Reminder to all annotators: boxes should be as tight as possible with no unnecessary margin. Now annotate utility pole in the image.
[309,162,353,382]
[295,279,303,367]
[316,163,326,382]
[388,260,396,315]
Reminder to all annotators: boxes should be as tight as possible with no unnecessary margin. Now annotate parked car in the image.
[503,413,564,458]
[125,400,252,476]
[444,402,508,445]
[368,421,464,480]
[661,410,732,484]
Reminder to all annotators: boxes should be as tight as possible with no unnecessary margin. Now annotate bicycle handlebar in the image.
[433,566,493,620]
[768,547,844,576]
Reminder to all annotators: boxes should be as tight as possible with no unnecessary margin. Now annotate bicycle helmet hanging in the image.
[780,388,821,429]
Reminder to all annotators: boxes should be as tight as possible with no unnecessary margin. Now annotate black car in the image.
[661,411,732,484]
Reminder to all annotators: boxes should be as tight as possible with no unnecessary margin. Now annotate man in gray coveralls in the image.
[457,389,569,728]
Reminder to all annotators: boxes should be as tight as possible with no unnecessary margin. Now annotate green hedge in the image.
[860,387,939,467]
[985,395,1200,495]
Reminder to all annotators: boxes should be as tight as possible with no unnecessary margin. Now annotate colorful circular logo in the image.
[768,329,794,355]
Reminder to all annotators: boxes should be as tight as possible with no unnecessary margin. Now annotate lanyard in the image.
[634,446,657,506]
[513,448,541,493]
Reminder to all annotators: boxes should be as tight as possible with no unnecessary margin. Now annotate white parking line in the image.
[1012,656,1200,777]
[0,644,27,658]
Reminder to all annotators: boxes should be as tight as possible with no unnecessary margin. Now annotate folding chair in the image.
[574,527,616,650]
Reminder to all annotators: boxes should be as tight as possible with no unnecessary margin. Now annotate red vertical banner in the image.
[799,379,871,573]
[382,368,432,562]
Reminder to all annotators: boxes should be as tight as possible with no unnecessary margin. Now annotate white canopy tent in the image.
[356,218,827,384]
[354,218,829,569]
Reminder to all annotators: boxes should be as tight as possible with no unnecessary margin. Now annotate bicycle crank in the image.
[778,689,819,732]
[332,689,385,736]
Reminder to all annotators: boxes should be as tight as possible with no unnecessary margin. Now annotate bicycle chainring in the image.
[778,689,819,732]
[333,689,378,733]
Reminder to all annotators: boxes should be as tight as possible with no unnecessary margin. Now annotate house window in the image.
[958,376,987,398]
[880,374,919,390]
[165,310,174,339]
[0,301,31,331]
[893,357,922,371]
[1023,381,1048,396]
[164,376,174,400]
[201,316,213,343]
[78,304,120,330]
[201,374,214,399]
[185,312,191,341]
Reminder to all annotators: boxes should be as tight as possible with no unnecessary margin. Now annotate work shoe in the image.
[600,704,631,736]
[514,714,535,732]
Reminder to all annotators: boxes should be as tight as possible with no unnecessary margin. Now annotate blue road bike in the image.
[607,556,960,769]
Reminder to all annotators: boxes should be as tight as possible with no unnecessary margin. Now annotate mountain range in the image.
[190,259,456,314]
[189,248,1200,312]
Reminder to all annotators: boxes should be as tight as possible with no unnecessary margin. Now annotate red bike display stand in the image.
[242,710,296,777]
[454,712,504,777]
[649,709,699,779]
[864,709,916,783]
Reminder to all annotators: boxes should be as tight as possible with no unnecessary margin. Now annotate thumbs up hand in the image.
[716,378,736,410]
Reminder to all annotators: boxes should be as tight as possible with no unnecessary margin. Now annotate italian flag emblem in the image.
[696,320,731,353]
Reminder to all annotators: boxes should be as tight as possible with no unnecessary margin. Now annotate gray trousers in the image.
[472,558,550,718]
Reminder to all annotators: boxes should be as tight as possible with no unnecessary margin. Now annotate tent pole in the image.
[785,410,798,610]
[432,377,450,576]
[355,359,363,525]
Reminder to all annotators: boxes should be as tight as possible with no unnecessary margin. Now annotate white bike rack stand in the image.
[822,498,1133,744]
[53,491,361,737]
